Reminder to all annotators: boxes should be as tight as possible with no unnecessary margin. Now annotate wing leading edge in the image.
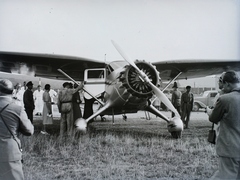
[152,59,240,80]
[0,51,105,81]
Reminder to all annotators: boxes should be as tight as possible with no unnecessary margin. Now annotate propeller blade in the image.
[111,40,142,73]
[112,40,180,117]
[149,81,180,117]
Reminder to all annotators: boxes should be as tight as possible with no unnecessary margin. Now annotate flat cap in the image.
[0,79,14,94]
[172,82,178,88]
[26,81,33,86]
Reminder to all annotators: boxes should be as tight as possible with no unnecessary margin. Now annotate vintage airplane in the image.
[0,41,240,138]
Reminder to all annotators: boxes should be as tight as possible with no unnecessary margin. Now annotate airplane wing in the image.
[1,51,239,81]
[152,59,240,81]
[0,51,105,81]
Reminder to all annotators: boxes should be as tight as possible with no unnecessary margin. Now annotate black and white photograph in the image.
[0,0,239,179]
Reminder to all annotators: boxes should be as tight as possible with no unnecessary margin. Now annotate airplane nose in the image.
[120,60,160,98]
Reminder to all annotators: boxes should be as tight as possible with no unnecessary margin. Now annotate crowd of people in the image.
[1,70,240,179]
[57,82,83,137]
[10,80,84,136]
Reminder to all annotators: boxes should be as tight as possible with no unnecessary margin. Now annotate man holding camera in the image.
[208,70,240,179]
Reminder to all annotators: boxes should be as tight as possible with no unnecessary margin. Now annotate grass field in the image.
[20,111,218,180]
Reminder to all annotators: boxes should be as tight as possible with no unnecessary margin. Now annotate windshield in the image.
[108,61,128,70]
[202,91,209,97]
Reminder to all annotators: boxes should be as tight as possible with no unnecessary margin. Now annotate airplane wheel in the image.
[123,115,127,121]
[171,131,182,139]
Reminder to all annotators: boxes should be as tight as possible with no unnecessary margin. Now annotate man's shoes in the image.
[47,113,52,117]
[40,131,50,135]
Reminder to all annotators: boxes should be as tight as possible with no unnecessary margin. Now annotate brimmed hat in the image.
[26,81,33,86]
[172,82,178,88]
[186,85,191,89]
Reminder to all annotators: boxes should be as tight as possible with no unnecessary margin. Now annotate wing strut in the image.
[152,72,182,104]
[162,72,182,92]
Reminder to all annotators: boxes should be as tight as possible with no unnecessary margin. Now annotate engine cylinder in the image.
[120,60,159,98]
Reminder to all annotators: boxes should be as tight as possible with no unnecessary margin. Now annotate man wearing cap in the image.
[181,85,194,128]
[209,70,240,179]
[23,81,35,123]
[171,82,182,117]
[0,79,34,180]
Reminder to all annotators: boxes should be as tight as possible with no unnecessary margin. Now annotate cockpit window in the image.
[87,69,105,79]
[84,68,106,82]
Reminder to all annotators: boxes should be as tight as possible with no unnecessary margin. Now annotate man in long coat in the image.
[0,79,34,180]
[209,70,240,179]
[23,81,35,123]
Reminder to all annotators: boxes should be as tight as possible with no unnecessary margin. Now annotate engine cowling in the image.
[120,60,160,98]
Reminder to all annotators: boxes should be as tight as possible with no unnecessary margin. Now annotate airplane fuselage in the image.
[100,60,158,115]
[103,69,148,115]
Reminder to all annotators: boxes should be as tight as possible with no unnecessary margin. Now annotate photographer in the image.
[208,71,240,179]
[0,79,34,180]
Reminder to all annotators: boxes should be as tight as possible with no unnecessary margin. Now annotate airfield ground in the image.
[23,105,216,180]
[33,104,211,138]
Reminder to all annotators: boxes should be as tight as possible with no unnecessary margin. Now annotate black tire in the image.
[171,131,182,139]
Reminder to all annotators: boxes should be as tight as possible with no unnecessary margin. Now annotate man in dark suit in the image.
[23,81,35,123]
[209,70,240,179]
[0,79,34,180]
[181,85,194,128]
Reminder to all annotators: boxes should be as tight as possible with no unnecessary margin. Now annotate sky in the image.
[0,0,239,87]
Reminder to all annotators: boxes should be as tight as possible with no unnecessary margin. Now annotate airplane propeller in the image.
[111,40,180,118]
[75,40,183,138]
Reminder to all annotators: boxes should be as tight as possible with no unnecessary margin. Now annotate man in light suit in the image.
[0,79,34,180]
[209,70,240,179]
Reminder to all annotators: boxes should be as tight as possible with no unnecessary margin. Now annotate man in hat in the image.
[0,79,34,180]
[208,70,240,179]
[171,82,182,117]
[181,85,194,128]
[23,81,35,123]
